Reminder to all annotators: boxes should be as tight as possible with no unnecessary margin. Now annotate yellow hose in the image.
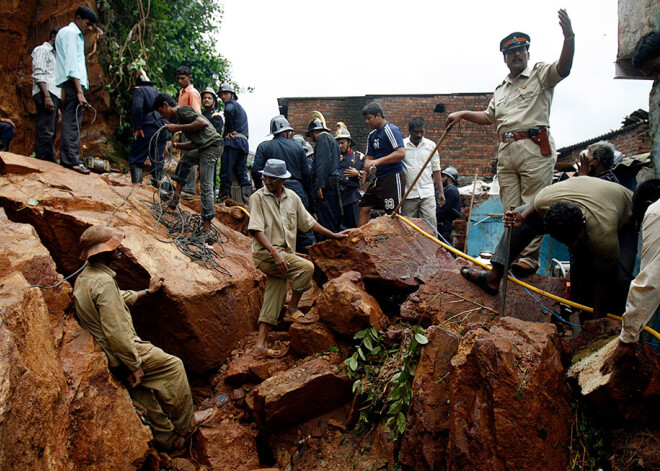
[229,205,251,218]
[395,214,660,341]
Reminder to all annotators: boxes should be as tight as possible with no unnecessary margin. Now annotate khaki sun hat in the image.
[79,225,125,260]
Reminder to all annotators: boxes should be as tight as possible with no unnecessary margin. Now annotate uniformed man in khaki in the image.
[73,225,214,453]
[248,159,347,358]
[446,9,575,276]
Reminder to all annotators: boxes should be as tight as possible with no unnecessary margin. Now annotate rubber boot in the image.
[241,185,252,204]
[130,166,143,184]
[217,187,230,203]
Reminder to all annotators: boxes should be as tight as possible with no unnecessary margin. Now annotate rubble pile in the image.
[2,153,659,470]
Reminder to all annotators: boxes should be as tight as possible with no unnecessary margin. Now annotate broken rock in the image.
[308,216,457,288]
[251,357,352,430]
[314,270,387,338]
[192,416,260,471]
[289,319,340,356]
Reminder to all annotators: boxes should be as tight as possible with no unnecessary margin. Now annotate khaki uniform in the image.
[485,61,565,270]
[248,186,316,325]
[73,263,193,449]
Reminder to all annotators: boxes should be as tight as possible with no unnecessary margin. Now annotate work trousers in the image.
[183,164,197,195]
[314,187,341,237]
[401,195,437,230]
[491,204,637,315]
[0,122,14,150]
[33,91,60,162]
[341,201,359,229]
[497,138,555,270]
[219,146,249,193]
[59,80,84,168]
[255,252,314,326]
[173,143,223,220]
[113,345,194,450]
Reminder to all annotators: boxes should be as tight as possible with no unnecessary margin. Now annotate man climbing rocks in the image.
[248,159,346,358]
[72,225,214,453]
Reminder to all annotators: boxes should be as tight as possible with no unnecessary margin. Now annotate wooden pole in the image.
[391,126,453,216]
[463,172,479,252]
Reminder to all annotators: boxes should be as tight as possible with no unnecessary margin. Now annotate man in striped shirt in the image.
[31,27,60,162]
[358,102,406,226]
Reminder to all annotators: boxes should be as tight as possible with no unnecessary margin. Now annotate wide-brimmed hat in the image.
[79,225,125,260]
[260,159,291,179]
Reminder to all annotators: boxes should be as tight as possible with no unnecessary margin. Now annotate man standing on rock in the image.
[31,27,60,162]
[175,66,202,200]
[445,9,574,277]
[248,159,347,358]
[72,225,214,453]
[153,93,223,238]
[55,5,98,175]
[218,83,251,204]
[358,102,406,226]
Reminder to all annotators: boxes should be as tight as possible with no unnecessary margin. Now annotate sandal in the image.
[253,343,290,359]
[282,309,315,324]
[460,266,499,295]
[72,164,90,175]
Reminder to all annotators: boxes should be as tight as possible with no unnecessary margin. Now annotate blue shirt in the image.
[366,122,404,177]
[55,22,88,89]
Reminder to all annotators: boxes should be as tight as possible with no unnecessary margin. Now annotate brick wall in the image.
[557,121,650,165]
[279,94,500,178]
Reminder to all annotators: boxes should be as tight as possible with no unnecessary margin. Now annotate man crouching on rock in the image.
[73,225,215,454]
[249,159,347,358]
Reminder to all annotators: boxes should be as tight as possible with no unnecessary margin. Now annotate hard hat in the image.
[79,225,125,261]
[334,122,354,146]
[292,134,306,147]
[270,115,294,135]
[304,142,314,157]
[218,83,237,98]
[441,166,459,182]
[305,111,330,137]
[136,69,152,85]
[201,87,218,106]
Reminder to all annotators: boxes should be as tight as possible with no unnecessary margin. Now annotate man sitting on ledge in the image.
[72,225,214,453]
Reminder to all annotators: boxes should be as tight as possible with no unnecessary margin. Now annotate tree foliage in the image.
[97,0,234,155]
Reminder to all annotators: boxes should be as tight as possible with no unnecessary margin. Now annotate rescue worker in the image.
[153,93,223,237]
[446,9,575,277]
[460,177,636,321]
[307,111,342,235]
[248,159,347,358]
[358,102,406,226]
[175,65,201,200]
[128,71,169,185]
[401,117,443,229]
[72,225,215,453]
[200,87,224,198]
[252,116,315,251]
[218,83,251,204]
[335,122,365,228]
[293,134,314,172]
[436,166,462,243]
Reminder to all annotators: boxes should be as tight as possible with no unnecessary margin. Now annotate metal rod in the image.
[500,205,515,314]
[391,125,454,216]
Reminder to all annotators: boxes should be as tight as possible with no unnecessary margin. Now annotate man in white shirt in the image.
[401,117,443,229]
[31,27,60,162]
[602,179,660,374]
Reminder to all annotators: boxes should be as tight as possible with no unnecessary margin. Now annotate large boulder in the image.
[0,154,265,373]
[308,216,458,288]
[250,356,352,430]
[289,321,340,356]
[400,317,571,470]
[314,271,387,338]
[400,268,565,328]
[192,416,260,471]
[0,215,150,470]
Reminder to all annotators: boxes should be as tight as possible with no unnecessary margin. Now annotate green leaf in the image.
[354,329,368,339]
[396,412,407,434]
[363,336,373,351]
[414,333,429,345]
[357,347,366,361]
[352,379,361,393]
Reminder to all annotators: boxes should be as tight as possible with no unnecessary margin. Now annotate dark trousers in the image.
[341,201,359,229]
[491,204,637,315]
[314,188,341,238]
[219,146,249,192]
[59,80,83,168]
[33,91,60,162]
[0,122,14,149]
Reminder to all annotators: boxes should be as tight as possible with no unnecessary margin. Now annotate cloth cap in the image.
[260,159,291,179]
[79,225,125,260]
[500,32,530,52]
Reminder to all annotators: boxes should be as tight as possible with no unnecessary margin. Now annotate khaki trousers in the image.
[402,195,437,230]
[497,138,555,270]
[256,251,314,326]
[128,344,194,449]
